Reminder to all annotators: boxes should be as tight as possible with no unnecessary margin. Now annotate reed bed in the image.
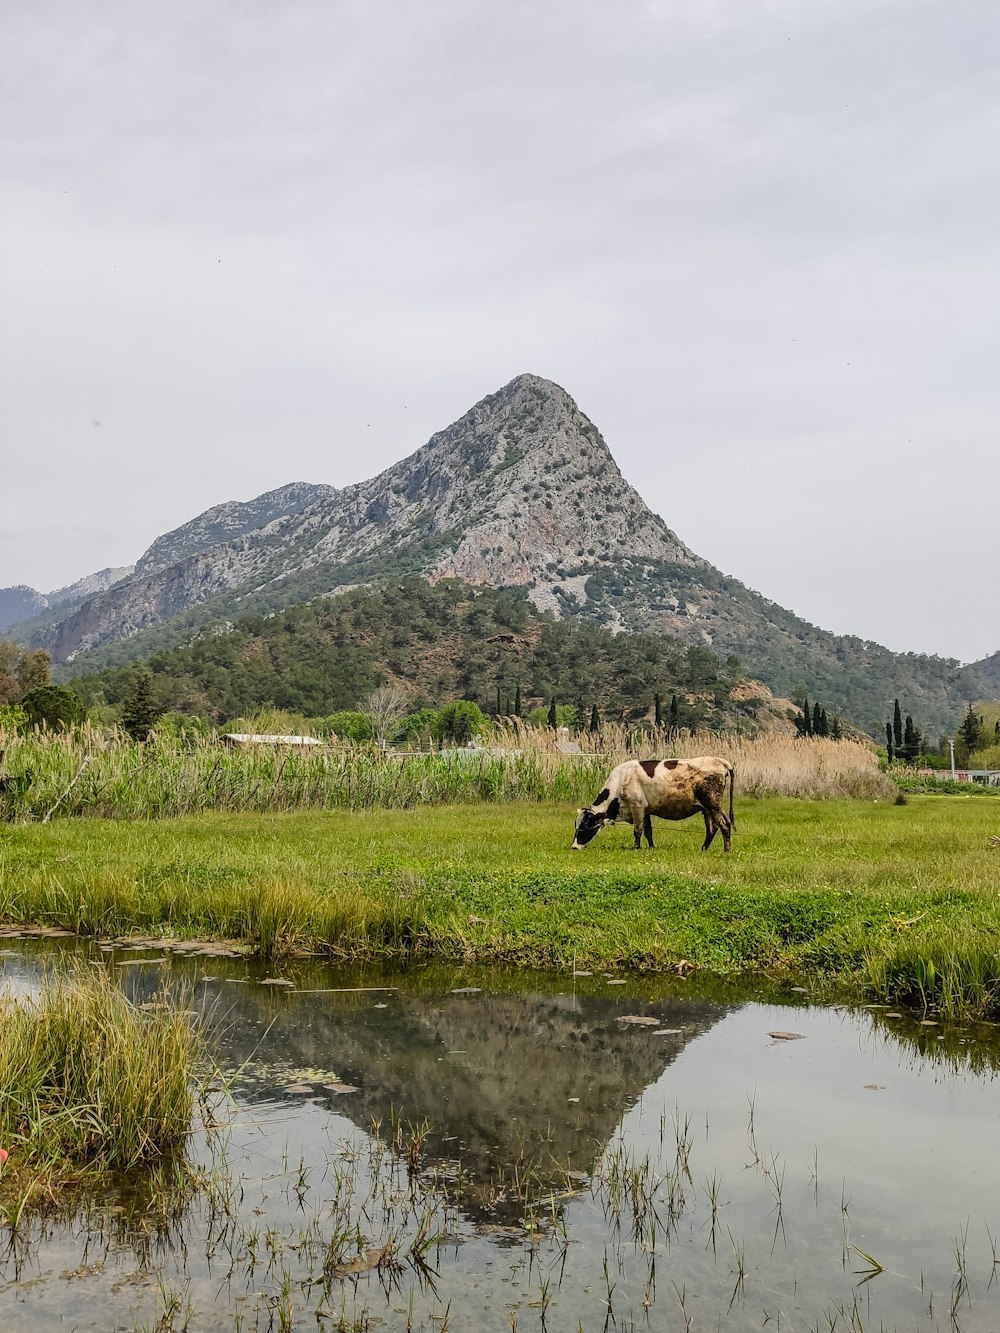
[0,724,895,822]
[0,966,198,1215]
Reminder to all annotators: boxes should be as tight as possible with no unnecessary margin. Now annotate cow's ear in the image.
[576,808,586,817]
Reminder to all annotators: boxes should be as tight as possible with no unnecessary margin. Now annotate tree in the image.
[819,708,829,738]
[885,721,894,764]
[19,684,84,731]
[831,715,843,740]
[893,699,903,752]
[438,700,485,745]
[513,684,521,717]
[0,641,50,704]
[812,701,822,737]
[654,693,662,727]
[589,703,600,732]
[396,708,442,745]
[547,698,558,729]
[956,707,984,764]
[361,685,409,749]
[901,715,921,764]
[670,693,680,730]
[323,710,373,743]
[795,696,811,737]
[121,671,161,742]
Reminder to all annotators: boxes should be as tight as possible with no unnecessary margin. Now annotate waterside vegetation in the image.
[0,967,199,1217]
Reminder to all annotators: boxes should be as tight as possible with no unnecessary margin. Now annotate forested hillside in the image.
[70,579,772,730]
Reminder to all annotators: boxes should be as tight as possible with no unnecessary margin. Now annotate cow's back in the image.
[630,757,730,820]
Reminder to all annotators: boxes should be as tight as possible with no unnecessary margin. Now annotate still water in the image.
[2,939,999,1331]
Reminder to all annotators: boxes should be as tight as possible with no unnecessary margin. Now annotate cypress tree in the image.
[885,721,894,764]
[902,715,920,763]
[812,701,822,736]
[820,707,829,737]
[121,670,160,743]
[654,692,662,727]
[893,699,903,751]
[548,698,558,729]
[513,684,521,717]
[958,707,983,754]
[590,703,600,732]
[670,693,680,729]
[495,685,501,717]
[831,715,842,740]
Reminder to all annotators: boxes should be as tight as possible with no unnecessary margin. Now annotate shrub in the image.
[19,685,85,732]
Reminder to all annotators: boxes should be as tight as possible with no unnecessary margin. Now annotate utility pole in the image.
[949,738,956,779]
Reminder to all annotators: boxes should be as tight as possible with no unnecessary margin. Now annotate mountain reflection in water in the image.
[208,968,731,1212]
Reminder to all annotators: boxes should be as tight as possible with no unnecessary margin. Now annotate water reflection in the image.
[3,940,1000,1332]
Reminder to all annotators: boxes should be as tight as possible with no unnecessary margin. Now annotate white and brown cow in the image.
[571,757,735,852]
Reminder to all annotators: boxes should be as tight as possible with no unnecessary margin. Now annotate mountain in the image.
[2,482,333,645]
[5,374,984,733]
[0,585,48,632]
[0,567,132,633]
[133,481,337,576]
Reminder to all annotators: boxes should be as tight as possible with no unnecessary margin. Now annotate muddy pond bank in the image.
[3,940,1000,1331]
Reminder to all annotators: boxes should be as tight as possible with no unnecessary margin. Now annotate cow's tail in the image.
[728,763,736,828]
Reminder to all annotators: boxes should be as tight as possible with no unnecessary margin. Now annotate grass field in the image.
[2,794,1000,1016]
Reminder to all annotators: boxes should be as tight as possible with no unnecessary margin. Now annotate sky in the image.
[2,0,998,664]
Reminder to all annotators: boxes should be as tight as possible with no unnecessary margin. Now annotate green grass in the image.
[0,967,198,1219]
[3,795,1000,1015]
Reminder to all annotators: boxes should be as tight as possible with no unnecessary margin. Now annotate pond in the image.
[2,938,999,1331]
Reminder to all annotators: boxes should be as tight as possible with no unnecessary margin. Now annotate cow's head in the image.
[571,794,619,849]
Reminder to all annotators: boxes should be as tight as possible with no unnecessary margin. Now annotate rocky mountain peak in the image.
[6,372,985,735]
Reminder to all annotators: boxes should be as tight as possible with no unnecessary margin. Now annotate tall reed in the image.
[0,723,895,823]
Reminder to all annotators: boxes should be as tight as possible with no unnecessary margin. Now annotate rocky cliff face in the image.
[134,481,337,576]
[10,373,985,732]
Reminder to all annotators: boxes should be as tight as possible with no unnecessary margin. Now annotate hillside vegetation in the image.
[68,579,767,729]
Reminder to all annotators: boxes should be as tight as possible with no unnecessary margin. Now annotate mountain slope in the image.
[3,482,334,648]
[14,373,983,734]
[0,567,133,633]
[972,650,1000,696]
[134,481,337,576]
[71,578,774,731]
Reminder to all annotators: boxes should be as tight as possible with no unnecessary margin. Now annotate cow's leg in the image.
[701,809,717,851]
[642,813,654,848]
[715,811,732,852]
[630,803,647,850]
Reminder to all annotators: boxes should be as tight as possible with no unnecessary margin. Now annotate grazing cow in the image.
[571,757,735,852]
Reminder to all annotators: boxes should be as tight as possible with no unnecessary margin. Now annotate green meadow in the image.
[2,794,999,1016]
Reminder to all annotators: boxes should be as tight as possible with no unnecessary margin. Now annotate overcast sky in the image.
[2,0,998,663]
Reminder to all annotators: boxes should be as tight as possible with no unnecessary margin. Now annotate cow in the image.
[571,756,735,852]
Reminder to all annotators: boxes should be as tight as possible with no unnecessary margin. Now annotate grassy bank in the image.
[0,968,198,1217]
[2,795,1000,1016]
